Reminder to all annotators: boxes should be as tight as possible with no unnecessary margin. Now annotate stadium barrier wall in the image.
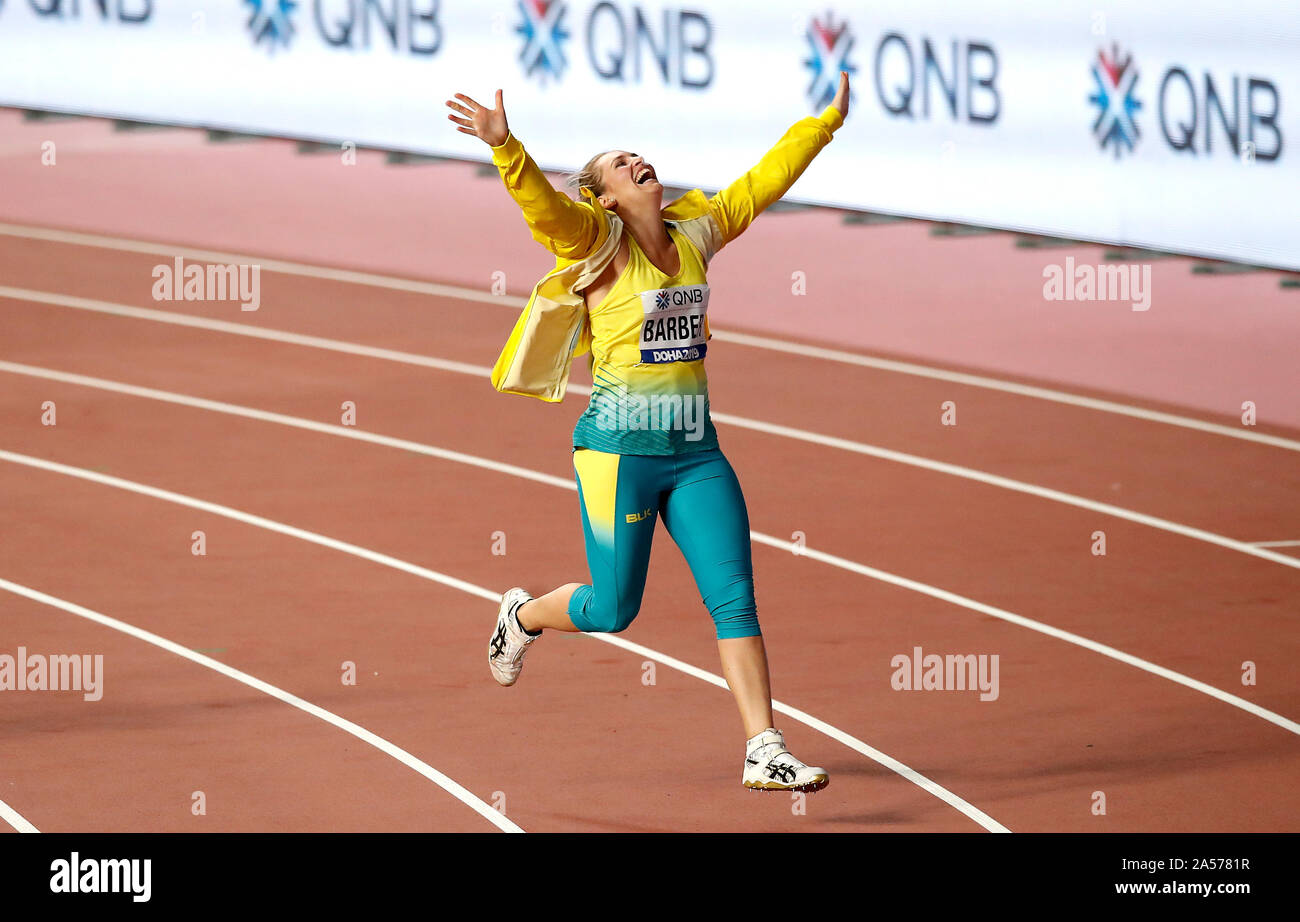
[1,0,1295,269]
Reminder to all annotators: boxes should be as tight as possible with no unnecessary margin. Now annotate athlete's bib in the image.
[638,283,709,364]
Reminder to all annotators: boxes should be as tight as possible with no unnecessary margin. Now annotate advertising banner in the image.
[1,1,1295,268]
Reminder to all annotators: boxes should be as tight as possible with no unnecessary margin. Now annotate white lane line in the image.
[1249,540,1300,548]
[2,362,1296,740]
[706,412,1300,572]
[748,534,1300,738]
[590,632,1005,825]
[0,361,573,491]
[0,448,1007,832]
[2,299,1296,574]
[0,576,522,834]
[0,286,489,377]
[0,223,511,306]
[0,798,39,833]
[711,330,1300,453]
[3,221,1297,453]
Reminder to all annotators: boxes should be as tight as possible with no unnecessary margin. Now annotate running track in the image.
[1,112,1298,833]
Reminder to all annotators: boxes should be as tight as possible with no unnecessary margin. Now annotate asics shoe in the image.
[742,728,829,792]
[488,587,538,687]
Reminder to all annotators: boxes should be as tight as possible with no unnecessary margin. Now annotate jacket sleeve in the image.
[707,104,844,251]
[490,131,601,259]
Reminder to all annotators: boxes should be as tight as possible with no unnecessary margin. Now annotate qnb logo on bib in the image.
[639,284,709,364]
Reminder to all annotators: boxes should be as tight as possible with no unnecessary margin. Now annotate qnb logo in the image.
[587,3,713,89]
[516,0,570,84]
[246,0,443,55]
[316,0,443,55]
[1089,44,1142,157]
[1090,42,1283,162]
[1158,66,1282,162]
[515,1,712,88]
[650,287,703,310]
[246,0,297,50]
[873,31,1000,123]
[800,12,999,123]
[803,12,856,112]
[27,0,151,23]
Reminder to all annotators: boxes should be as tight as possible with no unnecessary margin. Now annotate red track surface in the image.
[1,113,1298,832]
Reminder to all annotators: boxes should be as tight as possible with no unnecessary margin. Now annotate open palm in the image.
[446,89,510,147]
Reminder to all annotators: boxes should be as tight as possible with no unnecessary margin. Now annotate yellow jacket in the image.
[488,103,844,402]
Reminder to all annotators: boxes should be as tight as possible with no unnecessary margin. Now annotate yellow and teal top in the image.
[487,103,845,455]
[573,220,717,454]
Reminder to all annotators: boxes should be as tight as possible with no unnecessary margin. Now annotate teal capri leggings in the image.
[566,446,760,639]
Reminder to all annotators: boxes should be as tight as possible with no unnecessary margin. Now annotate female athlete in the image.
[445,72,850,792]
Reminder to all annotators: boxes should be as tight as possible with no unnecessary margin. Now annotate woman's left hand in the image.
[830,71,850,120]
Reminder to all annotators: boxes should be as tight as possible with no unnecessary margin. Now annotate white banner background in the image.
[1,0,1296,268]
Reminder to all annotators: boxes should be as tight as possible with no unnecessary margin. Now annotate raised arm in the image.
[708,71,850,251]
[446,88,598,259]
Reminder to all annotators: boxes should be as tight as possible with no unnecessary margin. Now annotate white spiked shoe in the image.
[488,587,539,687]
[742,728,829,792]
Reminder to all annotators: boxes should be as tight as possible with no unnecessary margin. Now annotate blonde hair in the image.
[566,150,615,198]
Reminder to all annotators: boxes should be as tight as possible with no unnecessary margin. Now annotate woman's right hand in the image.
[446,89,510,147]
